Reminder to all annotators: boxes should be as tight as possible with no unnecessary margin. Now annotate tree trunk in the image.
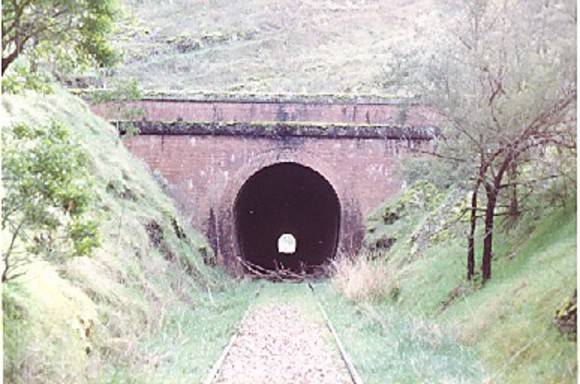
[467,183,479,280]
[481,185,498,282]
[507,162,519,222]
[1,51,18,75]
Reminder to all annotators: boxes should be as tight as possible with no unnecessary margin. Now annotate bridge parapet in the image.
[88,93,440,127]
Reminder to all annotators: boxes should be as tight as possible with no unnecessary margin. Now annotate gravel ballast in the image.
[213,302,352,384]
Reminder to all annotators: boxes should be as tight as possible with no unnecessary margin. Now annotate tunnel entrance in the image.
[234,162,340,275]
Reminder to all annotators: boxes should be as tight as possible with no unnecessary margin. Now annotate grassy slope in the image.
[107,0,438,94]
[393,205,577,383]
[1,89,256,384]
[318,283,485,383]
[327,189,576,383]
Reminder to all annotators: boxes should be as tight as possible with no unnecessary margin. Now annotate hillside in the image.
[103,0,439,94]
[1,89,256,384]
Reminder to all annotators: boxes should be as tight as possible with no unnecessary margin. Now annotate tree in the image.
[2,121,100,282]
[1,0,120,75]
[387,0,576,282]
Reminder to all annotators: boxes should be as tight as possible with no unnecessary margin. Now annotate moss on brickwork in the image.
[116,120,439,140]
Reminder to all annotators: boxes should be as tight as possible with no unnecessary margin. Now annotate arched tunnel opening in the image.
[234,162,340,275]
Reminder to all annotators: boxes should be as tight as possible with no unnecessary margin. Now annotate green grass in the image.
[316,282,484,383]
[443,207,577,383]
[130,282,258,384]
[390,205,577,382]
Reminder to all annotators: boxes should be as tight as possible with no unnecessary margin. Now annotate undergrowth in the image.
[331,251,397,303]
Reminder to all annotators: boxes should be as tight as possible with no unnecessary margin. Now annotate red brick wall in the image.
[123,133,429,272]
[92,99,439,126]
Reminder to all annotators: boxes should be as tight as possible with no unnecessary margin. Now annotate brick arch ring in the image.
[213,147,364,274]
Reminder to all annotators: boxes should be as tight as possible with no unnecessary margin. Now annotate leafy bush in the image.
[1,120,100,282]
[91,77,143,104]
[1,64,53,95]
[2,0,120,74]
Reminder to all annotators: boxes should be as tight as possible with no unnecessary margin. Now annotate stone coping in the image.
[116,120,439,140]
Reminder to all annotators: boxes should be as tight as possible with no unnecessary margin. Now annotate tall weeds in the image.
[331,251,397,303]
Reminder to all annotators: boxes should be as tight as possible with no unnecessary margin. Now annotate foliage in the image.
[1,0,120,74]
[1,120,99,282]
[554,290,577,340]
[372,181,444,224]
[91,77,143,104]
[1,63,54,95]
[399,156,469,191]
[408,188,470,254]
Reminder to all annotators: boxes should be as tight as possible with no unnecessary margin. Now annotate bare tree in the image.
[387,0,576,282]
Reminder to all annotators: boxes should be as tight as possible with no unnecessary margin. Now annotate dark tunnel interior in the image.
[234,162,340,274]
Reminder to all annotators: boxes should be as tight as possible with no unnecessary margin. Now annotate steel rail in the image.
[204,282,363,384]
[202,283,264,384]
[308,282,364,384]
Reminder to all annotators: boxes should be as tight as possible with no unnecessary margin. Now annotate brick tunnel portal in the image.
[234,162,341,274]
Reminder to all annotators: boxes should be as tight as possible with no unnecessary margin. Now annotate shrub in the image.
[1,120,100,282]
[1,64,53,95]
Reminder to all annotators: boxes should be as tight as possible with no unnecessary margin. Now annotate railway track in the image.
[202,282,265,384]
[202,282,363,384]
[308,282,364,384]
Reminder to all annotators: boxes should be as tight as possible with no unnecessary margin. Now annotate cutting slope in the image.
[1,89,255,383]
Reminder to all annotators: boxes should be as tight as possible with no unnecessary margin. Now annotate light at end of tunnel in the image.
[278,233,297,254]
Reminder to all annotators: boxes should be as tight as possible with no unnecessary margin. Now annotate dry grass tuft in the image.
[331,251,397,303]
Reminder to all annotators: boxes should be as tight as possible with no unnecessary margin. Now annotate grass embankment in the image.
[317,283,484,383]
[325,184,576,383]
[1,89,256,383]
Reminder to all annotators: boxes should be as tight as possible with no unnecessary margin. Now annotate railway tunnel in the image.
[234,162,341,274]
